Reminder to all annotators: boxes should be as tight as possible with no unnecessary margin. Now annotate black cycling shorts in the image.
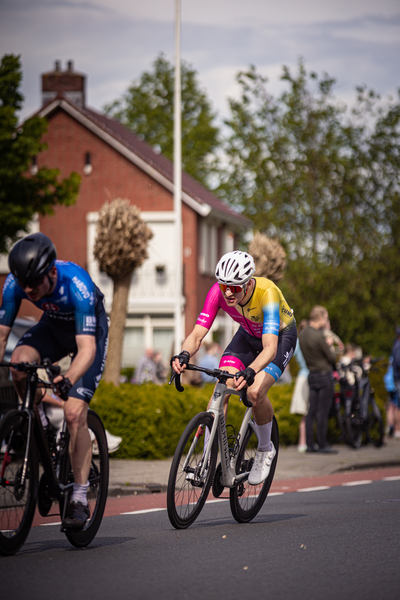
[220,323,297,381]
[16,311,108,404]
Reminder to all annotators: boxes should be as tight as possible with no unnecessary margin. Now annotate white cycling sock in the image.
[71,482,89,506]
[255,421,273,452]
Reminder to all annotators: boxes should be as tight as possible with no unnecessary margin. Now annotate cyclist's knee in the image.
[64,399,87,429]
[10,346,40,381]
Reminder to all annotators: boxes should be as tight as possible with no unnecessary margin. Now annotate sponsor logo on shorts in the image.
[283,349,294,368]
[77,387,94,399]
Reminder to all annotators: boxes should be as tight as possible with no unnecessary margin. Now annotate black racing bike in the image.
[0,359,109,556]
[329,359,384,449]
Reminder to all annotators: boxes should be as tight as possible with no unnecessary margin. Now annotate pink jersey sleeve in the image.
[195,282,221,329]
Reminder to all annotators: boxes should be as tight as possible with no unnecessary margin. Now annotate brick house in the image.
[0,61,251,367]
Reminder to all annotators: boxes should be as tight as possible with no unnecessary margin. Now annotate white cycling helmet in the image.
[215,251,255,286]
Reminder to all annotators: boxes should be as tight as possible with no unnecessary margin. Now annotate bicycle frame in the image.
[192,379,255,489]
[8,367,73,515]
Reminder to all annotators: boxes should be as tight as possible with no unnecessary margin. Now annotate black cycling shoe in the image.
[62,501,90,530]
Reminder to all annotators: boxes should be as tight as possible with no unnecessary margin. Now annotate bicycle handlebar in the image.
[0,358,61,386]
[169,363,253,407]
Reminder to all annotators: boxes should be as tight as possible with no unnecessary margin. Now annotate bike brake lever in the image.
[169,370,184,393]
[42,358,61,381]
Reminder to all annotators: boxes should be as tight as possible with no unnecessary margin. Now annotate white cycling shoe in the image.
[248,443,276,486]
[90,430,122,454]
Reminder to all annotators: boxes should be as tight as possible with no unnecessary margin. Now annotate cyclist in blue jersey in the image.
[0,232,108,529]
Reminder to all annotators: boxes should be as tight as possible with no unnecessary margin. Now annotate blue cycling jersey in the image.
[0,260,104,336]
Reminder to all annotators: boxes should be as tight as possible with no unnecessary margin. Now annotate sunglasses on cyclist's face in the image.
[219,283,245,294]
[19,275,46,290]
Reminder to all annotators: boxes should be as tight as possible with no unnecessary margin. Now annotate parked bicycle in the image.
[0,359,109,556]
[329,359,384,449]
[167,363,279,529]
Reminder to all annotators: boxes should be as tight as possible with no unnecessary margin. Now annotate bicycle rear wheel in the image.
[345,401,363,449]
[0,411,38,556]
[366,398,384,447]
[230,416,279,524]
[60,410,109,548]
[167,412,217,529]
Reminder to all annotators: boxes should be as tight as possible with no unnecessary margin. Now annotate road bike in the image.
[329,359,384,449]
[0,360,109,556]
[167,364,279,529]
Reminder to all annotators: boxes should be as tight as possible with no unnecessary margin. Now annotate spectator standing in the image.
[134,349,158,384]
[199,341,221,383]
[290,319,309,453]
[384,357,399,438]
[298,306,338,454]
[153,351,167,384]
[391,327,400,438]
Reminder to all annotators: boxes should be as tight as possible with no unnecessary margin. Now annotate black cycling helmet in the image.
[8,232,57,288]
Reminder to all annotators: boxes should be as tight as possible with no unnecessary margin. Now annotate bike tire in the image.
[60,410,109,548]
[345,401,363,449]
[327,393,345,445]
[0,411,38,556]
[230,416,279,524]
[167,412,217,529]
[366,398,384,448]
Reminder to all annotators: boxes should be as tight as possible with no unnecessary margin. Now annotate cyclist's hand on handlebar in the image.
[170,351,190,374]
[234,367,256,390]
[52,375,73,401]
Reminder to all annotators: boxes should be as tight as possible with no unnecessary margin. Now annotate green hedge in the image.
[91,381,304,459]
[91,364,387,460]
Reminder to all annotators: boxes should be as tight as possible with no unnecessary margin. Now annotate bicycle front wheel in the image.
[167,412,217,529]
[60,410,109,548]
[366,398,384,447]
[230,416,279,524]
[0,411,38,556]
[345,403,363,449]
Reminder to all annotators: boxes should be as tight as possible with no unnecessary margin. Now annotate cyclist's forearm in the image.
[64,335,96,385]
[0,325,11,362]
[181,325,208,357]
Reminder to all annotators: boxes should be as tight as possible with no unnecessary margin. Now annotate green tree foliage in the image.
[0,54,80,253]
[104,53,220,188]
[220,60,400,355]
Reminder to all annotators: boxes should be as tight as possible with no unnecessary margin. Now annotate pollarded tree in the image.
[248,232,287,282]
[93,199,153,385]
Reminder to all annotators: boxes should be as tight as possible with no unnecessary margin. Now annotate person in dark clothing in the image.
[391,327,400,433]
[298,305,338,454]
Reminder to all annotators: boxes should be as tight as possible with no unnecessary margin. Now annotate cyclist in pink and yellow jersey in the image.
[171,251,297,485]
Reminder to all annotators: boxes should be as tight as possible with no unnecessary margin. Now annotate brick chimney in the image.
[41,60,86,107]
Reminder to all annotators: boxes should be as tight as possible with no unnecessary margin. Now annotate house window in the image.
[199,221,218,275]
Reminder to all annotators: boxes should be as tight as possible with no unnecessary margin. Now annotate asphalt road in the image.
[2,472,400,600]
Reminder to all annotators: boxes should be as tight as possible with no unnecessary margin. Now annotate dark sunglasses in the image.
[18,275,45,290]
[219,283,245,294]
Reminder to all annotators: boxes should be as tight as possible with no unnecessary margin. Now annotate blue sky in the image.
[1,0,399,124]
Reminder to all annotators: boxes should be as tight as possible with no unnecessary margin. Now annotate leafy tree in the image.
[104,53,220,188]
[93,199,153,386]
[221,60,400,354]
[0,54,81,254]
